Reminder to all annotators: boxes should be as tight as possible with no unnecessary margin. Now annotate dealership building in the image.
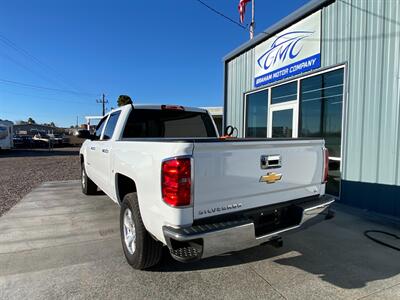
[223,0,400,218]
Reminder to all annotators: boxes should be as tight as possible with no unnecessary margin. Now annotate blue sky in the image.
[0,0,308,127]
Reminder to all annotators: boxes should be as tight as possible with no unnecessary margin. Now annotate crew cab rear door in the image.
[192,139,325,220]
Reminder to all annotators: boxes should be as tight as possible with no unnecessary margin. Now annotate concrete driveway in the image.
[1,181,399,299]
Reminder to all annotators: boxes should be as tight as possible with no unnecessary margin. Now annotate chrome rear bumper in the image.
[163,195,335,262]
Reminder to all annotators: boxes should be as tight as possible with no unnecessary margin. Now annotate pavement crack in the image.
[236,255,288,300]
[249,265,288,300]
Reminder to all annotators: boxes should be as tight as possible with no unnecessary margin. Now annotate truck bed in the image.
[115,137,325,223]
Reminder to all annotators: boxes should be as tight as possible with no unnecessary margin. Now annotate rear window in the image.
[122,109,217,138]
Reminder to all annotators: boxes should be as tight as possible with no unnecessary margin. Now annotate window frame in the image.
[298,68,345,158]
[243,64,347,161]
[268,102,298,138]
[102,111,121,141]
[94,115,109,141]
[243,62,348,196]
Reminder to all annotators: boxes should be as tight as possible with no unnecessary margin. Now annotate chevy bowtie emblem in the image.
[259,172,282,184]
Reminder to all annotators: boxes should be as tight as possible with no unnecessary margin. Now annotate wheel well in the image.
[116,174,137,204]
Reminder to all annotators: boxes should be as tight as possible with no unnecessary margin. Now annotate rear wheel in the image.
[81,163,97,195]
[120,192,163,269]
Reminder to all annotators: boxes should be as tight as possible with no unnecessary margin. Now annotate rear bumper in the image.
[163,194,335,262]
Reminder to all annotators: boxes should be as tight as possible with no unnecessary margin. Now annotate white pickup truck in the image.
[78,104,334,269]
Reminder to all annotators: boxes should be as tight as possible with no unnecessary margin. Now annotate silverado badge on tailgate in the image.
[259,172,282,184]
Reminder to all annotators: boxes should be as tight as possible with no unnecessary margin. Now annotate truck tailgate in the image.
[192,139,325,220]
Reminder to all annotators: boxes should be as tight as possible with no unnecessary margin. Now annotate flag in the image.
[238,0,251,24]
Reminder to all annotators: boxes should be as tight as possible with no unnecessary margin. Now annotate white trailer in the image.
[0,121,13,150]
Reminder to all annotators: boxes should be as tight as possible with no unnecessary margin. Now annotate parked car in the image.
[47,133,66,146]
[13,135,34,148]
[78,104,334,270]
[33,133,66,147]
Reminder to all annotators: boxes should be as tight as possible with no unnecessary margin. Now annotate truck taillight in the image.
[161,157,191,207]
[323,148,329,183]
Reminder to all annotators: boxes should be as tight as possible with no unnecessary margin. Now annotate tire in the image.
[81,163,97,195]
[120,192,163,270]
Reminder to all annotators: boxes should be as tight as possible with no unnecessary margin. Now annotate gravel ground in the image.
[0,147,80,216]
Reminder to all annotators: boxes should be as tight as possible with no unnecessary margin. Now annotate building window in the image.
[271,81,297,104]
[271,109,293,137]
[245,90,268,137]
[300,68,344,196]
[299,68,344,157]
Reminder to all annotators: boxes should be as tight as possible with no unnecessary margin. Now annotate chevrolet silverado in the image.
[78,104,334,269]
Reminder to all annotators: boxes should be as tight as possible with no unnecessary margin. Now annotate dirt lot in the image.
[0,147,80,216]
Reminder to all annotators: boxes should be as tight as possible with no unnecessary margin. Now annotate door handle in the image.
[90,146,96,151]
[102,148,109,154]
[260,155,281,169]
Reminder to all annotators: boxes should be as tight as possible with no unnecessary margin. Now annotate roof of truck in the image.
[110,104,209,115]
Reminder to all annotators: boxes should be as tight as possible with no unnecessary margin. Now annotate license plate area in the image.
[245,205,303,237]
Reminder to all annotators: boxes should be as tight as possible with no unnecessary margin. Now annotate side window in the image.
[102,111,121,140]
[95,116,108,140]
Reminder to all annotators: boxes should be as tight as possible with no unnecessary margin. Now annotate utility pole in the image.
[250,0,255,39]
[76,116,78,128]
[250,0,256,40]
[96,94,108,116]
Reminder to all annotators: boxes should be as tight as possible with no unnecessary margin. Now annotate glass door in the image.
[268,103,298,138]
[267,81,298,138]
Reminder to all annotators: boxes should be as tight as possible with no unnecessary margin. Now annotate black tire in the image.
[81,163,97,195]
[120,192,163,270]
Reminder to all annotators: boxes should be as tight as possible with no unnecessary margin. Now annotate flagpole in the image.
[250,0,255,39]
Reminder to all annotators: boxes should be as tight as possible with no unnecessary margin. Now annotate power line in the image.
[0,32,95,95]
[1,108,88,120]
[193,0,248,30]
[0,50,74,90]
[0,78,98,97]
[0,89,93,105]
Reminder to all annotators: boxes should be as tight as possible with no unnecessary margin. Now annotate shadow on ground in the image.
[151,213,400,290]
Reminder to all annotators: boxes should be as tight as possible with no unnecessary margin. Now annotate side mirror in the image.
[224,125,238,138]
[74,129,92,139]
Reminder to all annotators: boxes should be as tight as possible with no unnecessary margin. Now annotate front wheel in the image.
[120,192,163,269]
[81,163,97,195]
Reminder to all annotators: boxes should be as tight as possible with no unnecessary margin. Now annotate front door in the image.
[86,116,108,184]
[268,103,298,138]
[95,111,121,196]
